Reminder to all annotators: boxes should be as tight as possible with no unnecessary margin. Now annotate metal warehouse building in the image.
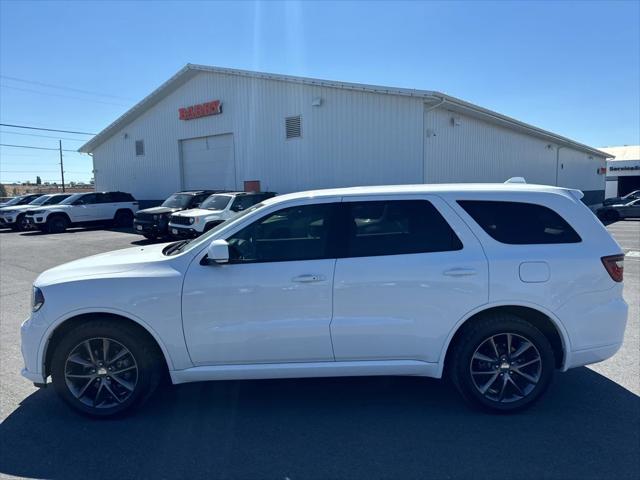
[600,145,640,199]
[79,64,610,205]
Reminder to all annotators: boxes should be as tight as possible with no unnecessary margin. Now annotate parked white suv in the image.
[25,191,138,233]
[21,183,627,416]
[168,191,276,237]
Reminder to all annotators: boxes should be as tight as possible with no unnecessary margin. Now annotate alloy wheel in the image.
[469,333,542,403]
[64,337,139,408]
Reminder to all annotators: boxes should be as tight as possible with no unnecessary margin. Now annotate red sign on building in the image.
[179,100,222,120]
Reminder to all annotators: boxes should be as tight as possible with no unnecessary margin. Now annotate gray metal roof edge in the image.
[79,63,612,159]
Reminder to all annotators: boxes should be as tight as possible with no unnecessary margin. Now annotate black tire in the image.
[114,210,134,227]
[46,215,69,234]
[143,233,157,240]
[15,213,29,232]
[50,319,162,417]
[449,313,555,413]
[604,210,619,222]
[204,221,223,232]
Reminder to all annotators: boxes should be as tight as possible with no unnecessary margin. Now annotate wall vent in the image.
[285,115,302,139]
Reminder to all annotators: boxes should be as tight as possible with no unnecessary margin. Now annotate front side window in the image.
[230,195,263,212]
[345,200,463,257]
[458,200,581,244]
[75,194,97,205]
[227,203,339,263]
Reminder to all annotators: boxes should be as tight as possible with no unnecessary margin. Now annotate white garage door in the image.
[181,134,236,191]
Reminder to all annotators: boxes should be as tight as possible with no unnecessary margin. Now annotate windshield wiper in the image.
[163,239,190,256]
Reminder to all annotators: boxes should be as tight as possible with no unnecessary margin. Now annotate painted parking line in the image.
[625,251,640,258]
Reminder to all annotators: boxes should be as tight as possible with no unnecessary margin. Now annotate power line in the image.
[0,143,86,153]
[0,75,134,101]
[0,123,96,135]
[1,84,130,107]
[0,130,87,142]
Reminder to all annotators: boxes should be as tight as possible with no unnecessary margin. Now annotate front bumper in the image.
[0,217,16,226]
[25,215,46,225]
[20,313,47,384]
[169,225,200,237]
[133,219,168,236]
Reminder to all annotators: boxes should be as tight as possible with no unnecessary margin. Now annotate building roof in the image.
[598,145,640,161]
[79,63,612,158]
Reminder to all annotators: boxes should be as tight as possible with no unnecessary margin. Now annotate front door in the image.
[182,199,341,366]
[331,195,488,364]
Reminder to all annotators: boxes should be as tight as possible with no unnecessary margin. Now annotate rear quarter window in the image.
[457,200,581,245]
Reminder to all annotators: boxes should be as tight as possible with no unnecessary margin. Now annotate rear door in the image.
[331,195,488,364]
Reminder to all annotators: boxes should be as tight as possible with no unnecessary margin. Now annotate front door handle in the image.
[443,268,477,277]
[292,274,326,283]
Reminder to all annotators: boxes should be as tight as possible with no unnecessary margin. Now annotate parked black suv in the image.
[133,190,227,239]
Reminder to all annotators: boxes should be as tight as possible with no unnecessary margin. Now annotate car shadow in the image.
[1,368,638,479]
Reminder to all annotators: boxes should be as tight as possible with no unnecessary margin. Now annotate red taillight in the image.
[601,254,624,282]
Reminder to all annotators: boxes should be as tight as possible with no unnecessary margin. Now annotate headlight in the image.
[189,218,195,224]
[32,286,44,312]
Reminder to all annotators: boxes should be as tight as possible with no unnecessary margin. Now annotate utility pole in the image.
[59,140,65,192]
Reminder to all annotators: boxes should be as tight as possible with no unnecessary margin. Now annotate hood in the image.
[0,205,34,213]
[137,206,182,216]
[173,208,222,218]
[35,243,174,287]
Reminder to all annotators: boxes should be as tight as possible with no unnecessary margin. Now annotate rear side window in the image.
[458,200,581,244]
[112,192,135,202]
[345,200,463,258]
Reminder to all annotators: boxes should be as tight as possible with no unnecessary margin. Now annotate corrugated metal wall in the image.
[92,70,605,202]
[93,71,423,199]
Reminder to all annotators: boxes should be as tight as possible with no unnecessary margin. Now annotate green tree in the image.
[36,176,42,185]
[0,184,6,197]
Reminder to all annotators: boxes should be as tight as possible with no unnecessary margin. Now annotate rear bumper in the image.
[564,342,623,370]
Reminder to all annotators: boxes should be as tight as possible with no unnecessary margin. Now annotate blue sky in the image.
[1,0,639,184]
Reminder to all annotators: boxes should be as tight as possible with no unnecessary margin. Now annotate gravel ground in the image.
[0,222,638,480]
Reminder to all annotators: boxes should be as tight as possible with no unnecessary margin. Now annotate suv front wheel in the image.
[449,313,555,413]
[50,320,162,417]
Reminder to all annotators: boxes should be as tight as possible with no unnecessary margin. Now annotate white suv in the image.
[168,191,276,237]
[20,183,627,416]
[25,191,139,233]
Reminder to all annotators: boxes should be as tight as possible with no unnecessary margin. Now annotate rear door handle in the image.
[443,268,477,277]
[292,274,326,283]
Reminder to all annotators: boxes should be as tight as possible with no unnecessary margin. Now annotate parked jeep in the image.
[25,192,138,233]
[168,191,276,237]
[133,190,225,240]
[0,193,71,231]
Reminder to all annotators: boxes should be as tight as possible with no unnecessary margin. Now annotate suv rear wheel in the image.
[50,320,162,417]
[114,210,134,227]
[449,313,555,413]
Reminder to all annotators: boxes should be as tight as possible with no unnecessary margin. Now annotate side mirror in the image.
[206,239,229,264]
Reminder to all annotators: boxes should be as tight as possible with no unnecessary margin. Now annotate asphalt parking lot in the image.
[0,222,638,480]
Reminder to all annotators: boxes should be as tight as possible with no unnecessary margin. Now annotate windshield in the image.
[43,195,68,205]
[2,196,26,206]
[28,195,51,206]
[622,190,640,199]
[161,194,194,209]
[60,193,85,205]
[200,195,231,211]
[165,202,265,256]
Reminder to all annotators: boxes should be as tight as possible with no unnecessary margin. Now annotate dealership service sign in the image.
[179,100,222,120]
